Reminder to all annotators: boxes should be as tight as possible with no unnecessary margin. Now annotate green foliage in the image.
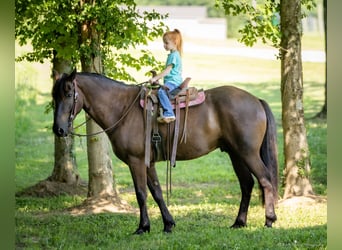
[302,0,318,15]
[15,0,80,62]
[216,0,281,47]
[136,0,224,17]
[216,0,318,47]
[104,50,164,82]
[15,0,168,81]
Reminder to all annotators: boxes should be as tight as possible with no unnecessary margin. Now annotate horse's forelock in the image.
[52,73,69,100]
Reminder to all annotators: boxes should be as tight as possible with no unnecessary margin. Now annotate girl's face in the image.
[163,37,176,52]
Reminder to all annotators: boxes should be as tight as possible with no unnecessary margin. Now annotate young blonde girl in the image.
[149,29,183,123]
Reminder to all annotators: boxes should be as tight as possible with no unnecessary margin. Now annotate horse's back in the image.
[205,85,266,126]
[205,85,262,109]
[177,85,267,157]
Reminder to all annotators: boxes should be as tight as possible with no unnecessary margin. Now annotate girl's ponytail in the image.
[174,29,183,56]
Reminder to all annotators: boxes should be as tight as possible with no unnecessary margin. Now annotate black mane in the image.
[78,72,127,86]
[52,71,139,101]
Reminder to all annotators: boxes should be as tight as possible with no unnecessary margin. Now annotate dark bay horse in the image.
[52,69,278,234]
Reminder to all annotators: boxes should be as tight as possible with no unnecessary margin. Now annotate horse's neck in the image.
[77,75,138,129]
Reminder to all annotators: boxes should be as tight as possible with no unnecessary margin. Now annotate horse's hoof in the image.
[264,219,275,228]
[230,224,246,229]
[264,214,277,228]
[230,220,246,229]
[133,225,150,235]
[163,222,176,233]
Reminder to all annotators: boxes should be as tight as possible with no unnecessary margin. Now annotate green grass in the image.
[302,32,325,51]
[15,35,326,249]
[16,202,326,249]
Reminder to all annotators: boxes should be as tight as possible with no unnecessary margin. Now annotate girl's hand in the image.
[149,77,159,85]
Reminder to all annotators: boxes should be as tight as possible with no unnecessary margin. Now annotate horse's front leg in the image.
[147,162,175,233]
[128,161,150,234]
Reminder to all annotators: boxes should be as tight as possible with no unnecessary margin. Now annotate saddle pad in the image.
[140,90,205,110]
[170,87,198,103]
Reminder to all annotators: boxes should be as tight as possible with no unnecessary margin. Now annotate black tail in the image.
[259,99,279,205]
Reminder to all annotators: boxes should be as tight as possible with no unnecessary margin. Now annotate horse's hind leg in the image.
[229,153,255,228]
[244,154,277,227]
[146,162,175,233]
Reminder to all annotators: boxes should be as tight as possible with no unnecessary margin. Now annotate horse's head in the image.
[52,69,78,137]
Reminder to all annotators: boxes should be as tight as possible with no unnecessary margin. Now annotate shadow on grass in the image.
[15,199,326,250]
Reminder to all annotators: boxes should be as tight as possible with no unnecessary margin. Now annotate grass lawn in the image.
[15,34,326,249]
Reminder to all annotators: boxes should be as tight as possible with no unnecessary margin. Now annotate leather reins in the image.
[69,80,144,137]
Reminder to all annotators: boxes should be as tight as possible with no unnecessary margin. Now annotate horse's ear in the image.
[69,68,77,80]
[52,70,61,81]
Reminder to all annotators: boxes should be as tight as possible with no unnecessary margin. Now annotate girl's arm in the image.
[149,64,173,83]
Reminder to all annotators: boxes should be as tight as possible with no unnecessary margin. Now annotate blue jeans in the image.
[158,82,178,117]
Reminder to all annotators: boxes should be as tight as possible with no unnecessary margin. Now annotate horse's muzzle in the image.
[53,125,69,137]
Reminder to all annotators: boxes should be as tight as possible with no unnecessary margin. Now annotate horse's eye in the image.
[66,93,73,98]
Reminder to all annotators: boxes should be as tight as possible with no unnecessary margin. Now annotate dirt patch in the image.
[278,195,327,207]
[68,196,137,215]
[16,179,88,197]
[16,179,137,215]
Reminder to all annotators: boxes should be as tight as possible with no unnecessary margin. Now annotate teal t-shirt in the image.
[164,50,182,85]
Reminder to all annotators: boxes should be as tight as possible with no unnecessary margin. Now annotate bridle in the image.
[68,79,145,137]
[68,79,79,128]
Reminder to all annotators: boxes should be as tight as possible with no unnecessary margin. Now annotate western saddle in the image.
[140,74,205,169]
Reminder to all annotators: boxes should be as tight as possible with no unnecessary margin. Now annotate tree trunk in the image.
[280,0,314,199]
[79,16,118,199]
[314,0,327,119]
[16,55,85,197]
[50,55,80,185]
[85,117,117,198]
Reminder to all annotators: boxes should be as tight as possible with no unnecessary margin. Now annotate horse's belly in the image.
[175,137,218,160]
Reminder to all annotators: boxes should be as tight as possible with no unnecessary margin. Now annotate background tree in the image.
[217,0,319,199]
[15,0,166,203]
[314,0,326,119]
[77,0,118,203]
[280,0,314,198]
[50,55,79,186]
[77,0,116,202]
